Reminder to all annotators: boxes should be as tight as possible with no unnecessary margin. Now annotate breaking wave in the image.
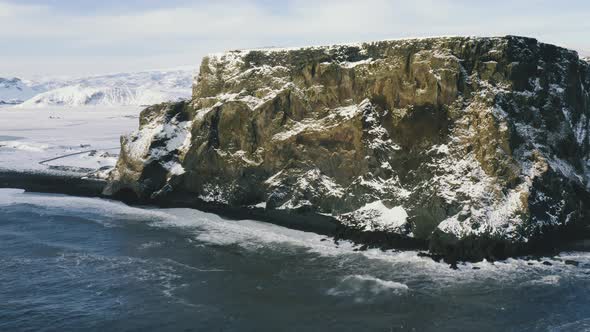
[0,188,172,225]
[327,274,409,302]
[2,188,590,290]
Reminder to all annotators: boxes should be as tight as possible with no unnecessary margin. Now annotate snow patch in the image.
[340,200,409,233]
[358,201,408,230]
[0,140,49,152]
[340,58,374,68]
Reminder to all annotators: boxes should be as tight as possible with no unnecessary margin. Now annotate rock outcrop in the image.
[105,36,590,261]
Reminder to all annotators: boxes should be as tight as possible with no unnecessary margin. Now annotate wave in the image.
[0,188,173,224]
[549,318,590,332]
[524,275,561,286]
[327,275,409,303]
[157,208,590,290]
[151,207,359,254]
[2,189,590,290]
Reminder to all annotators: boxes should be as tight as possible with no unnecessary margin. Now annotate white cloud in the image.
[0,0,588,77]
[0,1,46,17]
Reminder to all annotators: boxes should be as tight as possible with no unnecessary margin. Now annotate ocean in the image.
[1,188,589,332]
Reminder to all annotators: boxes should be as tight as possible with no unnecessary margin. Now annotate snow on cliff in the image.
[106,36,590,261]
[18,69,194,107]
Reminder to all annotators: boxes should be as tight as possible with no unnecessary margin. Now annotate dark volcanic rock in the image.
[564,260,580,266]
[105,36,590,261]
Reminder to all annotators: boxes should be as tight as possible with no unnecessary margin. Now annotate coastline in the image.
[2,169,589,264]
[0,169,428,248]
[0,170,107,198]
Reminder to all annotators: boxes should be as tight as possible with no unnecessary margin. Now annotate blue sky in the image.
[1,0,588,78]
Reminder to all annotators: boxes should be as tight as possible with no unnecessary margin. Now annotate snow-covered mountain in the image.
[18,69,194,107]
[0,77,40,104]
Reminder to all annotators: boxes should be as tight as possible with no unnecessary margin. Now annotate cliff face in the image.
[105,36,590,260]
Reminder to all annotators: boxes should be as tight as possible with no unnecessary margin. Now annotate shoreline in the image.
[2,169,589,265]
[0,170,107,198]
[0,169,428,245]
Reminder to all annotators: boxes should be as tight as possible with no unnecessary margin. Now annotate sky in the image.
[0,0,589,78]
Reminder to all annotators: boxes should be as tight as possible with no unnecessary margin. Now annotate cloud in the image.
[0,1,46,17]
[0,0,588,77]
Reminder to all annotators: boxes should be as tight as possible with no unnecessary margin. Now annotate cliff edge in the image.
[105,36,590,261]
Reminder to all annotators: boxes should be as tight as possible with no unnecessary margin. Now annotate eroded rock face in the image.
[105,36,590,260]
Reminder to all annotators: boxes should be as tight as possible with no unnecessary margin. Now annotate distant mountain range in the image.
[0,69,194,107]
[0,77,42,105]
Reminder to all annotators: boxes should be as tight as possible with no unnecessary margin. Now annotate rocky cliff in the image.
[105,36,590,261]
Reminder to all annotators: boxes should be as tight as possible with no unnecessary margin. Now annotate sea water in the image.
[1,188,589,331]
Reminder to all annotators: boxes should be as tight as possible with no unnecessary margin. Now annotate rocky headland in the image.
[100,36,590,262]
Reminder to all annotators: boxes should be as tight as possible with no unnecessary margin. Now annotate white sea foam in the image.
[152,207,590,291]
[3,189,590,290]
[151,208,358,254]
[327,275,409,302]
[525,275,561,286]
[0,188,172,222]
[550,318,590,331]
[54,252,184,299]
[138,241,164,250]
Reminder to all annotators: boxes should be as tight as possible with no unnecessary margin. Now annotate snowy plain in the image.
[0,105,141,176]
